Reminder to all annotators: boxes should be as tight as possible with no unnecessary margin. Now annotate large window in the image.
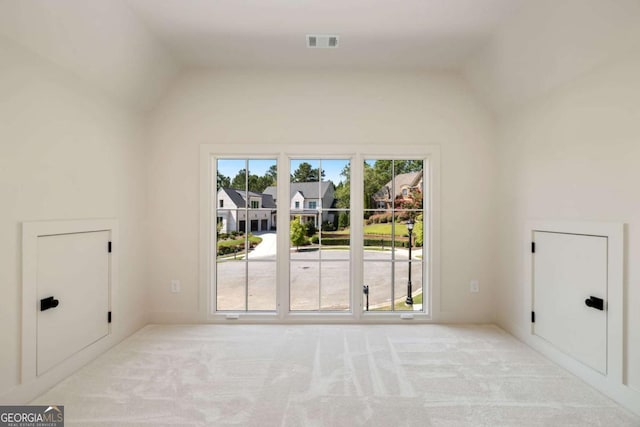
[289,159,350,311]
[205,145,438,321]
[215,159,277,311]
[362,160,424,312]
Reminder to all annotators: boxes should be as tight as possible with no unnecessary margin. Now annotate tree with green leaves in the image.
[290,216,306,250]
[363,160,423,209]
[338,212,350,229]
[414,214,424,247]
[334,164,350,209]
[291,162,325,183]
[304,221,316,237]
[230,169,274,193]
[264,164,278,186]
[230,169,248,190]
[217,171,230,189]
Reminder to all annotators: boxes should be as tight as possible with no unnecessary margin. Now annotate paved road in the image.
[216,235,423,312]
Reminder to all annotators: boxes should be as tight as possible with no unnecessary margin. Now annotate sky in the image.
[217,159,349,185]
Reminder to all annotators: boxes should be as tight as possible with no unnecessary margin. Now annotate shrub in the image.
[338,212,350,228]
[414,214,423,247]
[321,221,335,232]
[363,238,409,248]
[310,235,320,244]
[304,221,316,237]
[320,238,350,246]
[368,212,393,224]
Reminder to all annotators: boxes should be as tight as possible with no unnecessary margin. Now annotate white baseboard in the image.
[1,335,116,404]
[508,324,640,417]
[1,320,146,405]
[148,311,205,324]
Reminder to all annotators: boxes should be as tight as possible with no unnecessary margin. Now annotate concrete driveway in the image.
[247,232,277,260]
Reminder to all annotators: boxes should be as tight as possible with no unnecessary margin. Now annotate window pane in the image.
[364,160,393,210]
[291,159,321,181]
[290,159,352,313]
[394,160,423,210]
[362,159,425,313]
[322,159,350,209]
[246,215,277,261]
[289,216,319,260]
[248,262,276,311]
[215,158,277,313]
[363,210,400,260]
[216,259,246,311]
[394,261,423,312]
[363,261,392,311]
[321,211,349,259]
[290,261,319,311]
[321,262,350,311]
[248,159,277,192]
[217,159,245,192]
[364,159,423,210]
[246,209,272,235]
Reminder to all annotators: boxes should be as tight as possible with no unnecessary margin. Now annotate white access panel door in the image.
[36,231,110,375]
[532,231,607,374]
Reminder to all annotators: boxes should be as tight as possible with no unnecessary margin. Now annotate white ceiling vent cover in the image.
[307,35,339,48]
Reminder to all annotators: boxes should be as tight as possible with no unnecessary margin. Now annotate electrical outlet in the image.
[470,280,479,293]
[171,279,181,293]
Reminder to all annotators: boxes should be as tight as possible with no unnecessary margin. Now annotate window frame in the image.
[200,143,441,323]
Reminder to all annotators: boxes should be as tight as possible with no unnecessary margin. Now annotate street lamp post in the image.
[406,219,414,305]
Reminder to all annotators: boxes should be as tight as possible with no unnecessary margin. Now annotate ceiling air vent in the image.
[307,34,339,48]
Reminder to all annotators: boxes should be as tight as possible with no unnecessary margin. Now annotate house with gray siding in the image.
[216,188,276,233]
[263,181,335,228]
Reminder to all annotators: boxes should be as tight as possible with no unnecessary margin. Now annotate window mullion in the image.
[277,152,290,320]
[245,161,249,312]
[351,154,364,321]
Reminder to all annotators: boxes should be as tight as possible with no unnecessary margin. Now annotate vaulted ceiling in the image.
[1,0,639,112]
[124,0,524,69]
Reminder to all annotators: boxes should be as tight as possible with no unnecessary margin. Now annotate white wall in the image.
[462,0,640,403]
[146,70,497,322]
[0,35,149,400]
[464,0,640,114]
[0,0,178,111]
[492,50,640,395]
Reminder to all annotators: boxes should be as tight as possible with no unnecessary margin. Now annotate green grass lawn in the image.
[217,235,262,249]
[335,223,408,236]
[393,292,422,310]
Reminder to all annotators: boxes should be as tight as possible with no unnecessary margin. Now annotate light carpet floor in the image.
[32,324,640,426]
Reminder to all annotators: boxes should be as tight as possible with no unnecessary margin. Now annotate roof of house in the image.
[263,181,334,201]
[373,171,423,200]
[219,188,276,208]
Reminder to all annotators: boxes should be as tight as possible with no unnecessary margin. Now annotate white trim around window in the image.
[199,143,441,323]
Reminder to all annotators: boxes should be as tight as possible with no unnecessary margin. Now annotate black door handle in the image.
[585,296,604,311]
[40,296,60,311]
